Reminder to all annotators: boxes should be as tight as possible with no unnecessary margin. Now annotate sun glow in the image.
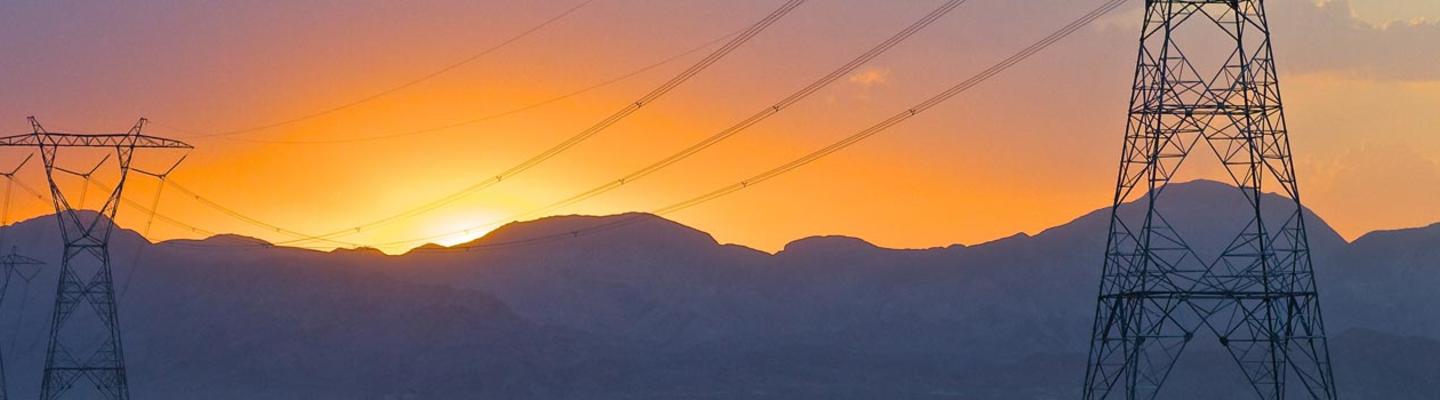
[423,211,507,248]
[2,0,1436,256]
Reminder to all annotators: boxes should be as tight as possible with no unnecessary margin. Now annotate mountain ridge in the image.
[2,179,1392,256]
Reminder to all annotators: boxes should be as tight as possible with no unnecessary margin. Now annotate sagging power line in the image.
[365,0,976,248]
[124,25,757,246]
[254,0,808,247]
[10,0,1121,257]
[144,0,960,251]
[170,26,744,145]
[364,0,1132,252]
[107,0,1123,254]
[162,0,601,139]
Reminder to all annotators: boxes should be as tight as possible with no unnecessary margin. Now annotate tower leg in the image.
[37,144,134,400]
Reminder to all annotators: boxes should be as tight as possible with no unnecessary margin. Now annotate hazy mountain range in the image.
[0,179,1434,399]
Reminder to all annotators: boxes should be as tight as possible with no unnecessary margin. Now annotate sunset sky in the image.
[0,0,1436,253]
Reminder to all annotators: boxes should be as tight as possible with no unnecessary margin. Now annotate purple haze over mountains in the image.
[0,180,1434,399]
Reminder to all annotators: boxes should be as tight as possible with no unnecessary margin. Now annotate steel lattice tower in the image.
[0,118,191,400]
[1080,1,1338,399]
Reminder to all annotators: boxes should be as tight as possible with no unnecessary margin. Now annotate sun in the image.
[404,210,511,249]
[431,228,494,247]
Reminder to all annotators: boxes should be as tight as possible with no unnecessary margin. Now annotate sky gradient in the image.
[0,0,1437,253]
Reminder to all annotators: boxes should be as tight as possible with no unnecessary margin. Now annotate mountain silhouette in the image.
[0,179,1432,399]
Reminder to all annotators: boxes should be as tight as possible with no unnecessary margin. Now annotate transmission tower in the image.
[1081,1,1338,399]
[0,117,191,400]
[0,248,44,400]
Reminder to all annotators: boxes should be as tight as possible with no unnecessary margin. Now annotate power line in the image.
[126,23,754,248]
[393,0,1129,253]
[86,0,809,251]
[84,179,218,237]
[180,28,742,145]
[161,0,600,139]
[0,174,226,243]
[119,0,1123,253]
[0,155,33,248]
[119,159,184,299]
[124,26,750,248]
[161,179,357,245]
[261,0,809,246]
[124,0,805,249]
[366,0,973,248]
[0,156,207,238]
[46,0,1119,254]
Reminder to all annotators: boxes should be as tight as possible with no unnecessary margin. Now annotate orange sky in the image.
[0,0,1436,254]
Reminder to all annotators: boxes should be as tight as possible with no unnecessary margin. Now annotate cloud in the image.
[847,67,891,87]
[1276,0,1440,81]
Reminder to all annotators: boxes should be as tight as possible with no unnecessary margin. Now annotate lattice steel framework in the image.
[0,117,191,400]
[1081,1,1338,399]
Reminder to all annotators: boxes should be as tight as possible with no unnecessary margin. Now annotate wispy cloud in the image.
[1280,0,1440,81]
[847,67,891,87]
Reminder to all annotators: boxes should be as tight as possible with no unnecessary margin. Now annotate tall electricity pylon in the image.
[0,117,191,400]
[1081,1,1338,399]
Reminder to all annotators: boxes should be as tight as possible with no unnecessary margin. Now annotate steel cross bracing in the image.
[1081,1,1338,399]
[1,117,190,400]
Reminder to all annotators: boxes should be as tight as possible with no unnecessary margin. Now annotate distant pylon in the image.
[1080,1,1338,399]
[0,247,44,400]
[0,118,192,400]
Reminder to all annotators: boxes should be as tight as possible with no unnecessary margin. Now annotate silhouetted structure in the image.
[0,118,190,400]
[1081,1,1338,399]
[0,248,44,400]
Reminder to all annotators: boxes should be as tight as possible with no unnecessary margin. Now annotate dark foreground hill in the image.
[0,180,1434,399]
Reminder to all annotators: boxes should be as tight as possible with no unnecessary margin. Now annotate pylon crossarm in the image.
[0,133,191,149]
